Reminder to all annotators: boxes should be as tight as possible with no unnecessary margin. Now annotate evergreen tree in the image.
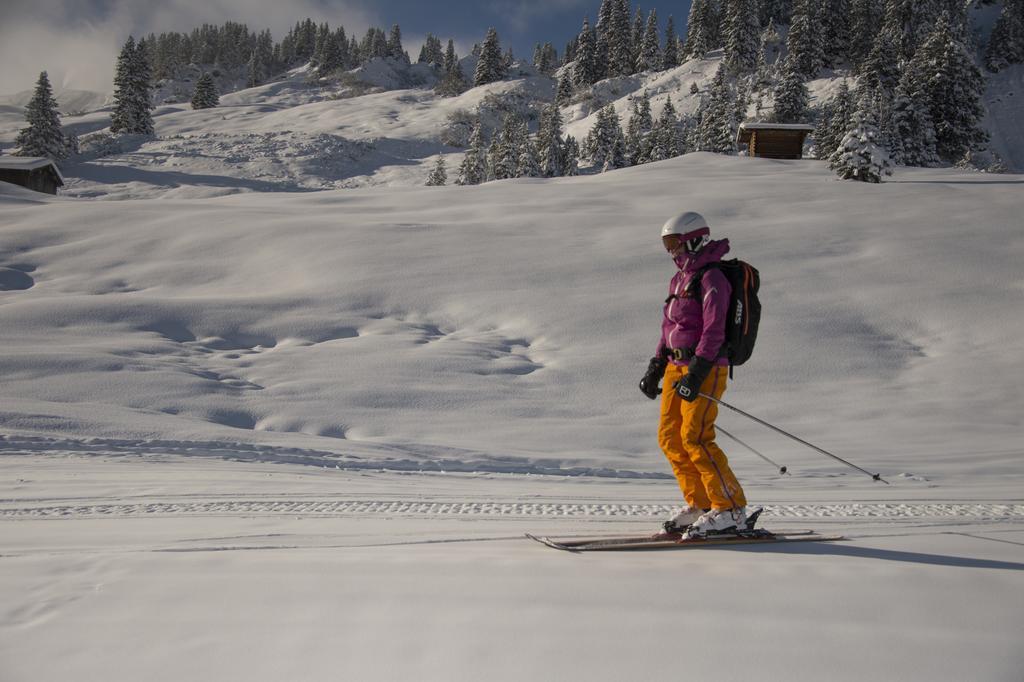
[889,63,938,166]
[637,10,662,72]
[707,0,724,49]
[649,95,684,160]
[772,56,811,122]
[724,0,761,74]
[595,0,617,78]
[562,135,581,175]
[426,156,447,185]
[825,79,855,157]
[503,47,516,72]
[564,36,579,65]
[420,34,445,66]
[625,91,655,164]
[543,43,559,72]
[631,7,645,73]
[663,16,680,69]
[247,49,266,89]
[387,24,409,63]
[456,122,487,185]
[605,130,627,171]
[532,42,558,75]
[556,71,574,105]
[14,71,68,160]
[881,0,941,62]
[848,0,882,65]
[812,101,834,159]
[696,66,738,152]
[316,32,343,77]
[474,28,506,86]
[760,0,794,26]
[787,0,826,78]
[443,39,459,73]
[811,79,851,159]
[486,138,501,180]
[859,32,900,100]
[573,18,601,88]
[606,0,634,77]
[348,35,360,67]
[683,0,716,59]
[436,40,467,96]
[832,109,893,182]
[492,114,523,180]
[985,0,1024,72]
[247,30,275,87]
[110,37,155,135]
[918,14,989,162]
[131,39,155,134]
[110,37,135,133]
[537,103,566,177]
[822,0,853,67]
[312,23,330,67]
[517,131,542,178]
[190,73,219,109]
[754,19,782,91]
[583,105,626,170]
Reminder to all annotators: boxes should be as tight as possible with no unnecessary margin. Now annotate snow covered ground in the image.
[3,455,1023,682]
[2,147,1023,680]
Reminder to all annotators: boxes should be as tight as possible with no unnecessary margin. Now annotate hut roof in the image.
[0,156,65,185]
[738,122,815,132]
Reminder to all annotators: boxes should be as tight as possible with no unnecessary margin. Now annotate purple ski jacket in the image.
[656,238,732,367]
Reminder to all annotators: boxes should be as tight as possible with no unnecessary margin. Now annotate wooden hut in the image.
[0,156,65,194]
[737,123,815,160]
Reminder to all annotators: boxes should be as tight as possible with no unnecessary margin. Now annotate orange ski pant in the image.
[658,363,747,511]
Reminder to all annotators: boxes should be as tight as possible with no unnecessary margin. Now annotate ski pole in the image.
[717,425,789,475]
[700,393,889,484]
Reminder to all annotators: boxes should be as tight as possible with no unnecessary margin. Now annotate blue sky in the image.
[0,0,695,94]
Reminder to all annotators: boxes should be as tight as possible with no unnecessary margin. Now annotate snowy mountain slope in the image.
[0,64,559,198]
[0,87,110,116]
[3,42,1023,199]
[1,153,1022,495]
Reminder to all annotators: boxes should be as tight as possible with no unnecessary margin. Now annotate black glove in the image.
[673,355,714,402]
[639,355,667,400]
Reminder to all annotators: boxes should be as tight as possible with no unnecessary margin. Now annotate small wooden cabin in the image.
[0,156,65,194]
[737,123,815,160]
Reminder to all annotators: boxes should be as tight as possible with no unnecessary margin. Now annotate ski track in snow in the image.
[0,434,670,479]
[3,499,1022,521]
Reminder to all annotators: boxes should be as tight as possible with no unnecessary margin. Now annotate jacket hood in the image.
[673,238,730,272]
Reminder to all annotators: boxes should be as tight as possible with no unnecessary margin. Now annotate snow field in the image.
[2,456,1023,682]
[3,153,1022,483]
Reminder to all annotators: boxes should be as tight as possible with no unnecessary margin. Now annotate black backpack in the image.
[688,259,761,369]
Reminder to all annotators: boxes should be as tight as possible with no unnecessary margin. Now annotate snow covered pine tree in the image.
[426,156,447,186]
[14,71,69,161]
[191,73,219,109]
[832,111,894,183]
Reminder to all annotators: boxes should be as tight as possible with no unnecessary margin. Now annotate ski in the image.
[525,529,844,552]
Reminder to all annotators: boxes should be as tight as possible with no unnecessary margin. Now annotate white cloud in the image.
[0,0,381,95]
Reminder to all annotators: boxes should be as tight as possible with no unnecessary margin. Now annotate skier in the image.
[639,212,748,537]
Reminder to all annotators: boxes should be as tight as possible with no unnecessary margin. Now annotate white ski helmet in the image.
[661,211,710,238]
